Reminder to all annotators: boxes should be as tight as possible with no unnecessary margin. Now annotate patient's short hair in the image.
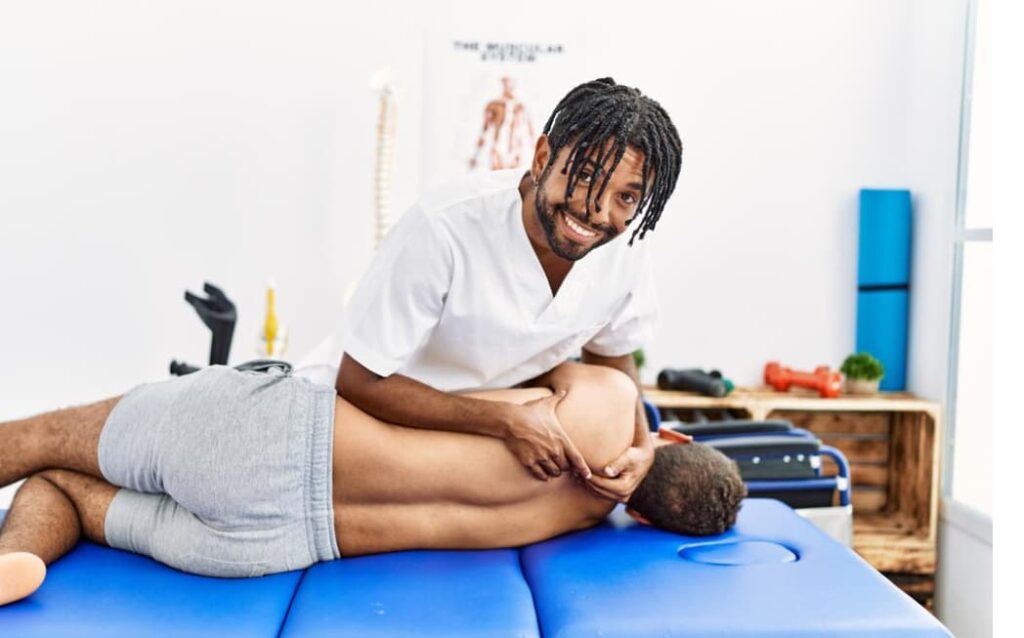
[627,443,746,536]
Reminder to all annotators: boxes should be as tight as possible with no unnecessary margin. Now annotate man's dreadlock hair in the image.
[540,77,683,244]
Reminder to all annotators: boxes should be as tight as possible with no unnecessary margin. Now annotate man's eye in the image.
[621,193,637,205]
[578,172,593,183]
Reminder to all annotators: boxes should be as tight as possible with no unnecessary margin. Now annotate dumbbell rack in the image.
[644,385,942,612]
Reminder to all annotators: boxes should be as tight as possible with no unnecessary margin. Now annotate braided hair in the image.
[540,77,683,244]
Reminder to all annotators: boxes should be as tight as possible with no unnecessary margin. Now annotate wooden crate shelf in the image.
[644,385,943,608]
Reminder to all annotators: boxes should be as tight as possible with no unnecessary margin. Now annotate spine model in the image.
[372,71,396,249]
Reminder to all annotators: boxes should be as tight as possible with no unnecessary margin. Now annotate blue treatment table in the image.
[0,500,951,637]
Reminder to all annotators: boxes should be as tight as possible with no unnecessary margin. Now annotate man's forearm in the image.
[337,355,512,439]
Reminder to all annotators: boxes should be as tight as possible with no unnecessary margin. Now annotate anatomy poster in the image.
[422,35,577,190]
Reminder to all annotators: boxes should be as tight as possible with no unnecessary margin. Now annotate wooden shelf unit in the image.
[644,386,942,609]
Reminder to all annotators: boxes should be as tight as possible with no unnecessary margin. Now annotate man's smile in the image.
[558,210,603,243]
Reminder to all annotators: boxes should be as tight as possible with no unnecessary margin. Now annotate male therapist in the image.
[300,77,683,503]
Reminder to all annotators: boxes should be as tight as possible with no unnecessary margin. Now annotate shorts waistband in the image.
[297,380,340,563]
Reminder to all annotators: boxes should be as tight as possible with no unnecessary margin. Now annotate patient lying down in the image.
[0,363,745,606]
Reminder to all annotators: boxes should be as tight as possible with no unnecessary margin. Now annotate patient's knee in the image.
[32,470,69,490]
[31,470,116,543]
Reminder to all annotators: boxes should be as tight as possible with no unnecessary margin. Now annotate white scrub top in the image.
[296,168,659,392]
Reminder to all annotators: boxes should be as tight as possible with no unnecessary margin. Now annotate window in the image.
[945,0,992,516]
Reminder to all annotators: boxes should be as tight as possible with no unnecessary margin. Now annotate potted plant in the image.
[840,352,885,395]
[632,348,646,372]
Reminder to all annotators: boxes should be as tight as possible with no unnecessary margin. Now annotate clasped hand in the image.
[502,392,654,503]
[502,391,591,482]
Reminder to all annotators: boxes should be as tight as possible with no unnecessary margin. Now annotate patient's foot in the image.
[0,552,46,606]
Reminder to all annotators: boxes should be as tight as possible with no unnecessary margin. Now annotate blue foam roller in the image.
[858,189,911,286]
[520,499,950,637]
[856,289,908,391]
[0,511,302,638]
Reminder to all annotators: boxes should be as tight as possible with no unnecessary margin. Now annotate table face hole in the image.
[677,540,799,565]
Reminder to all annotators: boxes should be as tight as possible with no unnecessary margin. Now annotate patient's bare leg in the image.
[0,397,119,488]
[0,469,117,606]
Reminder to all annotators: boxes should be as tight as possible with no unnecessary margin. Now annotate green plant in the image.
[632,348,646,371]
[840,352,885,381]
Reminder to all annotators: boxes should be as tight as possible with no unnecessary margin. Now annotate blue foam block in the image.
[858,189,912,286]
[520,499,950,637]
[279,549,540,638]
[0,512,302,638]
[856,289,908,390]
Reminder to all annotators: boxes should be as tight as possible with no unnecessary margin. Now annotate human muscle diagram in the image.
[468,76,535,171]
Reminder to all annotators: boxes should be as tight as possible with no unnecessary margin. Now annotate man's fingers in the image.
[527,462,550,481]
[587,474,625,490]
[584,481,613,500]
[545,416,590,480]
[563,440,591,479]
[538,457,562,478]
[584,480,626,503]
[554,453,571,472]
[586,474,630,501]
[597,446,639,478]
[601,462,621,479]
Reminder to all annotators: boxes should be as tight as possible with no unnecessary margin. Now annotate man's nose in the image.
[586,190,615,227]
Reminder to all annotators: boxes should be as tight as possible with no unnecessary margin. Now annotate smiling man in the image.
[301,77,684,504]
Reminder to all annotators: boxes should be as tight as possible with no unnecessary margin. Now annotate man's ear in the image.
[531,134,551,181]
[657,426,693,444]
[625,506,652,526]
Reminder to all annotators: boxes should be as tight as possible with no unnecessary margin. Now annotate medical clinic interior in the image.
[0,1,1003,637]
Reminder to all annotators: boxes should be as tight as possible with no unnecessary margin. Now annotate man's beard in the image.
[534,182,615,261]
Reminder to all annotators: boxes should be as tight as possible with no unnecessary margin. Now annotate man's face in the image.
[531,137,647,261]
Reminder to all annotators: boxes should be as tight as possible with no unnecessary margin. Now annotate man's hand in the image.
[584,439,655,503]
[503,391,592,482]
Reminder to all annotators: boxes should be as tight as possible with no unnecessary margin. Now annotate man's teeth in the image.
[564,213,596,238]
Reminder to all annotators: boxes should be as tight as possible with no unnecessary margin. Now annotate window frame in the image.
[942,0,992,503]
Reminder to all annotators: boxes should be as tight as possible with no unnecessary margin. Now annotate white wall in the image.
[937,499,992,638]
[0,0,979,631]
[1,0,930,412]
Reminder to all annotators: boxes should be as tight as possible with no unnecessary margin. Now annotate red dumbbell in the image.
[763,361,842,398]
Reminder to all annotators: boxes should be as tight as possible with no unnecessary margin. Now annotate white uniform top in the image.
[296,168,659,392]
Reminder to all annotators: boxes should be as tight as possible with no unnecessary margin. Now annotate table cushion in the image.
[279,549,539,638]
[0,510,302,638]
[519,498,951,637]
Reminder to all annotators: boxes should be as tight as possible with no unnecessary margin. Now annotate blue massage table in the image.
[0,500,950,637]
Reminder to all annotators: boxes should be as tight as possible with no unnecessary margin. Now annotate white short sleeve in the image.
[341,207,453,377]
[583,247,660,357]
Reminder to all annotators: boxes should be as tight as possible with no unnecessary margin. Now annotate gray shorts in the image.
[98,365,339,577]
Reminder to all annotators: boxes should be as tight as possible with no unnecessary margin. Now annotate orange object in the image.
[764,361,842,398]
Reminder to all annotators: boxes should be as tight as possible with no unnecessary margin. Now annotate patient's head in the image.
[626,438,746,536]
